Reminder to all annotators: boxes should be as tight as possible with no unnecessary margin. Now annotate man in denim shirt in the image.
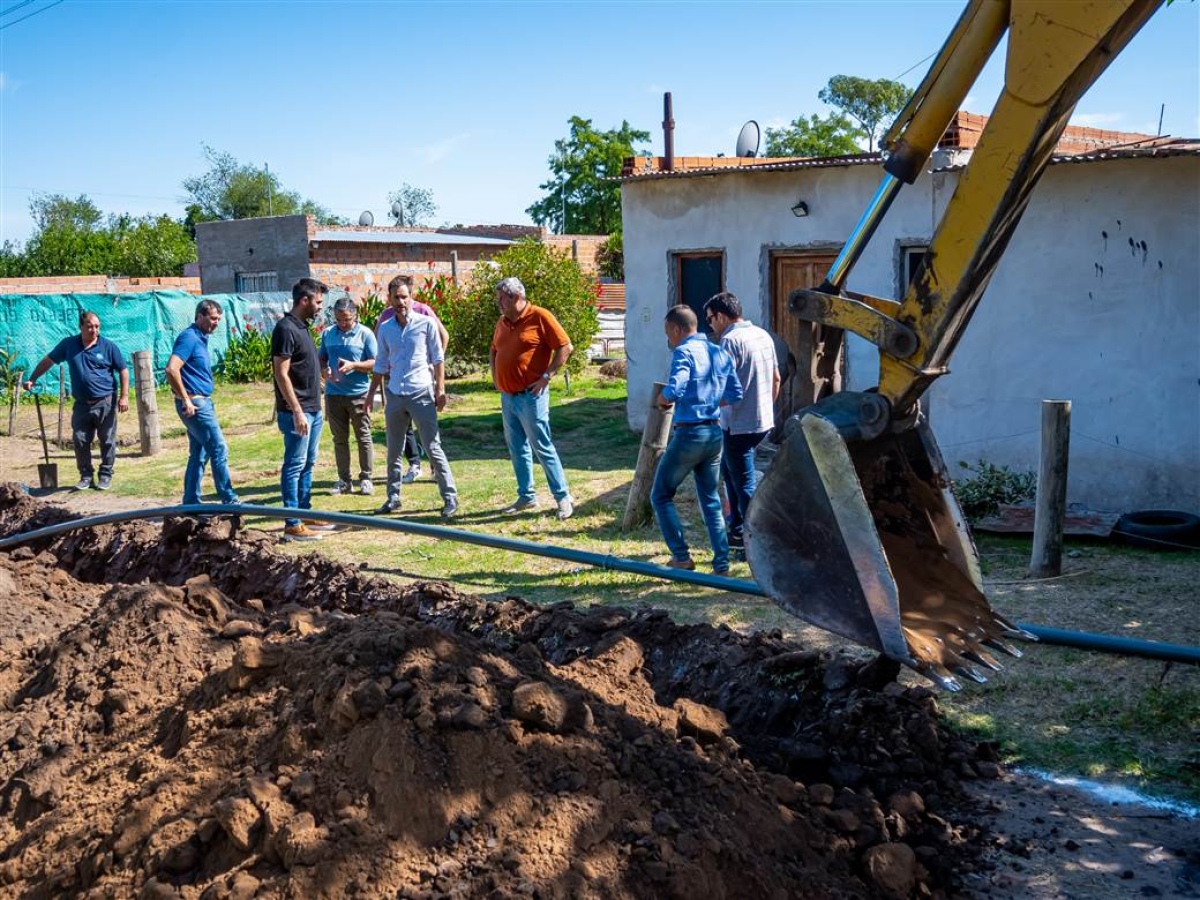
[165,299,240,509]
[652,305,743,574]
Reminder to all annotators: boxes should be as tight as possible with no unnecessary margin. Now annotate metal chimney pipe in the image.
[663,92,675,172]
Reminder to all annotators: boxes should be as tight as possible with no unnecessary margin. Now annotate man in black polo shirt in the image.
[272,278,328,541]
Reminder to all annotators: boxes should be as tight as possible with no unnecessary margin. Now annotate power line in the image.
[0,0,39,19]
[0,0,64,31]
[893,49,939,82]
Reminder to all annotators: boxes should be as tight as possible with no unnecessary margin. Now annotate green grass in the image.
[28,371,1200,804]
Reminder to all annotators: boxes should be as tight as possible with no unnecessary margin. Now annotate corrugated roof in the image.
[619,154,881,182]
[311,230,514,246]
[933,137,1200,172]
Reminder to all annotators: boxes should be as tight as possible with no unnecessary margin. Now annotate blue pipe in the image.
[1,503,1197,667]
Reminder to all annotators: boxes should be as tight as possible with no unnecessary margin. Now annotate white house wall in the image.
[622,165,939,424]
[927,155,1199,511]
[622,154,1199,512]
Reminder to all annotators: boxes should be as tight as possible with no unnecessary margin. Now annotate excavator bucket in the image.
[745,392,1030,691]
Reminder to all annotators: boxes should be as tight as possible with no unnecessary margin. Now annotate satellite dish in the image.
[358,210,374,226]
[391,200,404,226]
[735,120,761,158]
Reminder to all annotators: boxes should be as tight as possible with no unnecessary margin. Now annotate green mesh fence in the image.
[0,290,347,397]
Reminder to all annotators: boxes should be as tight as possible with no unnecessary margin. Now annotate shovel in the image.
[33,392,58,490]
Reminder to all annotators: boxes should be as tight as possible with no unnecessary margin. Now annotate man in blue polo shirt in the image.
[320,296,378,496]
[165,299,239,508]
[651,305,743,575]
[24,310,129,491]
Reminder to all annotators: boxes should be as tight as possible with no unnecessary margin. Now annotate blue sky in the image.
[1,0,1197,244]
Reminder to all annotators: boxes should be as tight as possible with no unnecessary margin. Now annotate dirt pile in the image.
[0,489,1003,898]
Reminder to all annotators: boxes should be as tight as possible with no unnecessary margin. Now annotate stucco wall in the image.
[196,215,312,294]
[927,156,1199,510]
[621,155,1199,511]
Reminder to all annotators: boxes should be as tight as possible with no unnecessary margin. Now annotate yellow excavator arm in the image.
[746,0,1163,689]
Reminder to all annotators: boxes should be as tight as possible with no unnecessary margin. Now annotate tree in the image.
[30,193,104,232]
[110,214,197,277]
[764,112,867,158]
[527,117,650,236]
[387,184,438,226]
[182,145,343,226]
[818,75,911,152]
[1,195,196,277]
[438,240,600,375]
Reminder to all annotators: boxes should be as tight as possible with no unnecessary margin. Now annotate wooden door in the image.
[771,252,844,428]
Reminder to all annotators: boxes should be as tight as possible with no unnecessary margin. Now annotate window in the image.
[901,247,927,294]
[236,271,279,293]
[673,253,724,334]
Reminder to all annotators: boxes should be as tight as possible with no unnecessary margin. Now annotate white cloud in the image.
[414,133,471,165]
[1071,112,1123,128]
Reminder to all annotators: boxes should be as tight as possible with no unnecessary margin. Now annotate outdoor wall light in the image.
[791,200,809,217]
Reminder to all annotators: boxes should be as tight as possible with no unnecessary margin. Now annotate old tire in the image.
[1111,510,1200,551]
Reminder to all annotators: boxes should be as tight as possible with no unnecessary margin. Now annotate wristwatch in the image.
[540,372,552,382]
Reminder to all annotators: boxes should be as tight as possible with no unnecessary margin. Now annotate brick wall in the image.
[938,111,1154,152]
[0,275,201,296]
[542,234,606,276]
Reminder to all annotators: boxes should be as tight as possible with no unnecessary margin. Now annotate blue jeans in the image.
[277,410,324,527]
[721,429,768,539]
[500,389,570,503]
[175,397,237,505]
[651,423,728,571]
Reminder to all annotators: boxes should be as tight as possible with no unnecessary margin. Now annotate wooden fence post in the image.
[1031,399,1071,577]
[57,364,67,448]
[7,371,23,437]
[450,250,459,285]
[132,350,161,456]
[622,382,673,531]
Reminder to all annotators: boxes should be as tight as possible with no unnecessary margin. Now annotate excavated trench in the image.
[0,485,1004,899]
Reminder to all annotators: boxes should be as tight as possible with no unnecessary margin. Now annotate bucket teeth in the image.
[963,648,1003,672]
[984,637,1025,659]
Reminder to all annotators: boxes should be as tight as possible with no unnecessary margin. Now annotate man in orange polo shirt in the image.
[490,276,574,519]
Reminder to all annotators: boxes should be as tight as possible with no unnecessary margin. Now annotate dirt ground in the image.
[0,485,1196,899]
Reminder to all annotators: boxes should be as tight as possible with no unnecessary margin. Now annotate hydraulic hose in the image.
[1,503,1197,667]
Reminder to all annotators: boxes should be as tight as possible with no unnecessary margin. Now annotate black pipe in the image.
[1,503,1197,667]
[663,92,674,172]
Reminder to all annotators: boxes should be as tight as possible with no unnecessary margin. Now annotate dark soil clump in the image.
[0,490,1000,898]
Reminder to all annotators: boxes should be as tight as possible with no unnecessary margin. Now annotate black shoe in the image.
[95,475,113,491]
[74,476,94,491]
[376,497,401,515]
[440,498,459,519]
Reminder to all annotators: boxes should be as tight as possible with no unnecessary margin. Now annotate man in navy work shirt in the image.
[24,310,129,491]
[164,299,240,509]
[272,278,329,541]
[651,305,743,575]
[320,296,378,496]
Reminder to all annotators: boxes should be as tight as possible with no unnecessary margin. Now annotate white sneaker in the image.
[401,464,422,485]
[556,496,574,520]
[331,480,351,496]
[359,479,374,495]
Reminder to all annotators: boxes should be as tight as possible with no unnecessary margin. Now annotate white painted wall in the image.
[621,155,1199,511]
[928,156,1199,510]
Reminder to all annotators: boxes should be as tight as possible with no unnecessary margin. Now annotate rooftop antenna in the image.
[358,210,374,226]
[1157,103,1165,136]
[736,120,761,158]
[391,200,404,226]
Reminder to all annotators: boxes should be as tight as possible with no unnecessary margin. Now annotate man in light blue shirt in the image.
[369,286,459,517]
[651,304,743,574]
[320,297,378,496]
